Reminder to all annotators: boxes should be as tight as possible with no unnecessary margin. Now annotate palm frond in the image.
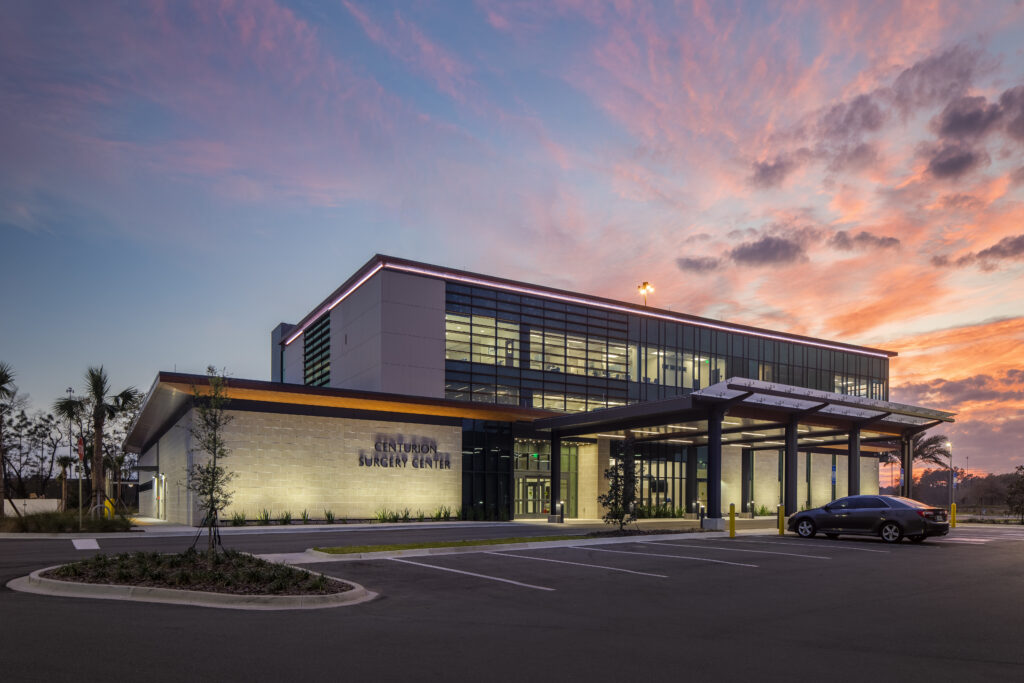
[85,366,111,404]
[0,361,16,400]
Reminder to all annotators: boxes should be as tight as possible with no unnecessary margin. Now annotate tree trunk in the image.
[61,469,67,512]
[92,414,104,517]
[0,419,5,519]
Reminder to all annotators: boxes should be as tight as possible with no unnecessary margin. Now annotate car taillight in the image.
[917,510,936,519]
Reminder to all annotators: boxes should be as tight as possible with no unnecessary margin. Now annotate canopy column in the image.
[784,417,799,516]
[848,428,861,495]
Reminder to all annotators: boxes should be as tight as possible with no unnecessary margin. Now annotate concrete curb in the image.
[296,530,728,563]
[6,565,378,611]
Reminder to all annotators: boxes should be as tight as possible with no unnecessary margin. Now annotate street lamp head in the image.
[637,282,654,296]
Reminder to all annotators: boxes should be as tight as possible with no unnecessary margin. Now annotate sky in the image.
[1,0,1023,475]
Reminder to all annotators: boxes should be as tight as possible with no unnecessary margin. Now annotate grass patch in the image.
[43,549,352,596]
[314,527,710,554]
[315,535,586,554]
[0,511,134,533]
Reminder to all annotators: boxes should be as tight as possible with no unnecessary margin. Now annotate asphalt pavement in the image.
[2,522,1023,682]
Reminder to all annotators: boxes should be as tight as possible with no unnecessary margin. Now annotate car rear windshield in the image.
[886,496,931,509]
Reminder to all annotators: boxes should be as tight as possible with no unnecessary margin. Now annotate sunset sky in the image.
[2,1,1022,474]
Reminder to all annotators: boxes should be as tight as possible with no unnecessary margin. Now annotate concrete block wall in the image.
[720,447,743,512]
[214,410,461,523]
[834,455,849,498]
[809,454,833,508]
[577,443,600,519]
[753,451,781,511]
[861,457,880,495]
[155,412,196,526]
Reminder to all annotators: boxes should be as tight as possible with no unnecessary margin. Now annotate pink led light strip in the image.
[387,263,891,358]
[286,260,890,358]
[283,263,384,345]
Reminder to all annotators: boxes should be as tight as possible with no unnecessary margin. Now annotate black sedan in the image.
[787,495,950,543]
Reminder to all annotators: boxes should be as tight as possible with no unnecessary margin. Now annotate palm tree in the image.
[54,367,140,517]
[911,433,952,468]
[0,361,17,519]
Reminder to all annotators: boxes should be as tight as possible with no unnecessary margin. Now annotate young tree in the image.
[1007,465,1024,524]
[597,459,630,531]
[596,438,638,532]
[187,367,235,551]
[54,367,140,517]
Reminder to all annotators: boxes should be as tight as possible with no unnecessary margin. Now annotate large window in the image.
[303,313,330,387]
[443,282,889,410]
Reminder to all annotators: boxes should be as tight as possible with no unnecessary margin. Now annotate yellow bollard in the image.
[778,505,785,535]
[729,503,735,538]
[951,503,957,528]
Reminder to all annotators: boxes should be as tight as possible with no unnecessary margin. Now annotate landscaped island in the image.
[44,550,352,596]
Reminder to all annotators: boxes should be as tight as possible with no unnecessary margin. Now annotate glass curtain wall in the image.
[444,282,889,412]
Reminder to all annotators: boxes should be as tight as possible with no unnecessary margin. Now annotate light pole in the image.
[637,282,654,307]
[946,439,953,511]
[64,387,73,512]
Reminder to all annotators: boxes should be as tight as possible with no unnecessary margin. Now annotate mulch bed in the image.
[42,550,353,596]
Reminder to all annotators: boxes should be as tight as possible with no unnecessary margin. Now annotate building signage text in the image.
[358,437,452,470]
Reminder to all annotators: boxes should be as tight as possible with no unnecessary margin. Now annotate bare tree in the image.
[0,362,26,518]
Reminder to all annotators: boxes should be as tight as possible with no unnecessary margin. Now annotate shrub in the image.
[324,509,335,524]
[278,511,292,526]
[0,511,133,534]
[230,511,246,526]
[416,509,425,522]
[400,508,411,523]
[301,509,310,525]
[256,509,271,525]
[375,508,400,523]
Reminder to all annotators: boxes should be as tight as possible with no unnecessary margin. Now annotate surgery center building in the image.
[127,254,953,527]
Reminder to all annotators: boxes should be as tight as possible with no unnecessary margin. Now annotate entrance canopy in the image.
[532,378,955,519]
[533,377,954,452]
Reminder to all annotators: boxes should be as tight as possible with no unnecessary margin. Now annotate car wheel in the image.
[796,518,816,538]
[909,535,926,544]
[825,533,839,540]
[880,521,903,543]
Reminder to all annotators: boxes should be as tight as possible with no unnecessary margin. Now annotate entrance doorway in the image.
[515,475,550,517]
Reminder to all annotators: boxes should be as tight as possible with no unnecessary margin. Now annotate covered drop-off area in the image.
[534,378,956,527]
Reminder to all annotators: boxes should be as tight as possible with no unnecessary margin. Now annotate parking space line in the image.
[571,546,757,568]
[486,551,668,578]
[641,541,830,560]
[730,539,889,553]
[389,558,555,591]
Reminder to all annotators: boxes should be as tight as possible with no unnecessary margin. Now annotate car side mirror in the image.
[823,504,832,512]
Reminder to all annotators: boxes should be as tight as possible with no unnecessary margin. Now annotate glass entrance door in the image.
[515,475,550,517]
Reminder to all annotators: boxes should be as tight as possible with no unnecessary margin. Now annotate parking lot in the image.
[3,525,1024,682]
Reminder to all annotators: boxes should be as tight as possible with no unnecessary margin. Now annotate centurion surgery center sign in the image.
[358,435,453,470]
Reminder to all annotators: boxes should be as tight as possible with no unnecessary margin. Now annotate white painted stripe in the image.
[934,538,988,544]
[641,541,830,560]
[486,552,668,578]
[71,539,99,550]
[389,558,554,591]
[730,539,890,554]
[571,546,757,568]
